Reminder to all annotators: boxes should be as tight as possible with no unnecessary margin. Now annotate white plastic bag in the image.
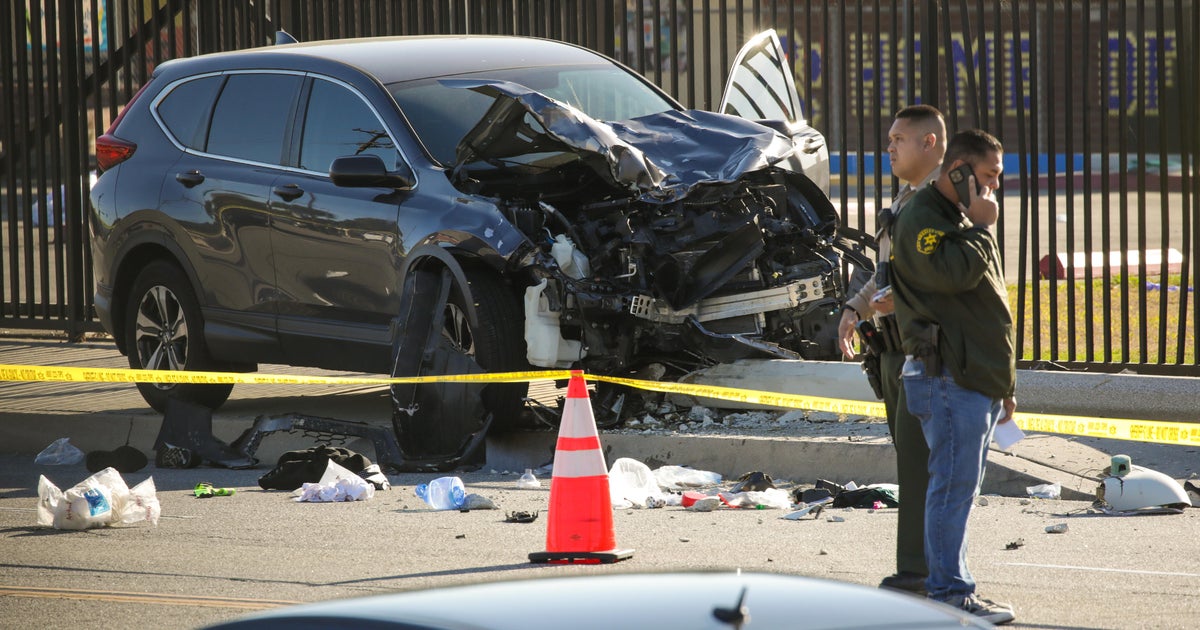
[35,438,85,466]
[718,488,793,509]
[37,467,160,530]
[1026,482,1062,499]
[652,465,722,490]
[609,458,665,508]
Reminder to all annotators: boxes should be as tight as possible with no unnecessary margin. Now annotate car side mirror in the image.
[330,155,415,189]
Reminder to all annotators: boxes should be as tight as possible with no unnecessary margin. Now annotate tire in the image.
[443,268,530,430]
[123,260,234,412]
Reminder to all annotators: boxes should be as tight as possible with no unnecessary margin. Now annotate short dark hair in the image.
[944,128,1003,165]
[894,104,944,126]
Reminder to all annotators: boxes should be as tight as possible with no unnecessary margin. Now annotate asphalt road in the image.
[1,455,1196,630]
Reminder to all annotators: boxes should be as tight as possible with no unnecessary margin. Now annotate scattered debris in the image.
[505,510,539,523]
[687,497,722,512]
[194,483,235,498]
[516,469,541,489]
[461,494,498,510]
[414,476,466,510]
[1026,483,1062,500]
[37,467,160,530]
[86,445,147,473]
[1095,456,1190,513]
[1005,538,1025,550]
[781,500,828,520]
[34,438,85,466]
[294,460,376,502]
[1045,523,1069,534]
[730,471,776,493]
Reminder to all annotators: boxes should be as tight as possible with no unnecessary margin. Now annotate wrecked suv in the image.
[90,32,864,458]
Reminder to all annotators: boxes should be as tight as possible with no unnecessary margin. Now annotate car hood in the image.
[447,78,795,201]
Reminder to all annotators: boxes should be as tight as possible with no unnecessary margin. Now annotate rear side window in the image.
[206,73,301,165]
[299,79,398,173]
[156,76,222,150]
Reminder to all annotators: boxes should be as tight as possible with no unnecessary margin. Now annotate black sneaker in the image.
[156,443,200,469]
[86,445,148,473]
[879,571,927,596]
[954,594,1015,625]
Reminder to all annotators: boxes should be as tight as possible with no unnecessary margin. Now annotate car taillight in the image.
[96,134,137,171]
[95,82,151,171]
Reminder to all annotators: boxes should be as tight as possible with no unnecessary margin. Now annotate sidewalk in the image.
[2,334,1195,500]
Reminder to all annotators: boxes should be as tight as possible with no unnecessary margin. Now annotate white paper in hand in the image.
[993,418,1026,449]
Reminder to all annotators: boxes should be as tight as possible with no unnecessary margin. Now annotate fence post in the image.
[921,0,938,107]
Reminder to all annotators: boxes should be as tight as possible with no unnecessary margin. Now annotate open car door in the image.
[720,30,830,193]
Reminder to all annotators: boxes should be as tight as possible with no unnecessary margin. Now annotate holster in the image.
[877,314,902,353]
[854,320,885,399]
[860,351,884,400]
[915,323,942,375]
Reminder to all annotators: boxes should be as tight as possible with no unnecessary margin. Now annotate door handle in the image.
[801,137,825,154]
[175,170,205,187]
[272,184,304,202]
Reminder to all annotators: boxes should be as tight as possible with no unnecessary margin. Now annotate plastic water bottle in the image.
[516,469,540,489]
[414,476,466,510]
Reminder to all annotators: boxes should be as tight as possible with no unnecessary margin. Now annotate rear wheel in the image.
[123,260,234,412]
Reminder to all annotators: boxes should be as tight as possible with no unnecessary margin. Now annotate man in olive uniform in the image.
[838,104,945,595]
[889,128,1017,625]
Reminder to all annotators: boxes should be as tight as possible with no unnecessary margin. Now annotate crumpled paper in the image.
[37,467,160,530]
[293,460,375,502]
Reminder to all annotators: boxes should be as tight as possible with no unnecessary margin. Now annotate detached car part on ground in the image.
[90,32,869,468]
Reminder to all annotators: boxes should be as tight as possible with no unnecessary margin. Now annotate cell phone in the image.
[872,285,892,303]
[947,163,981,206]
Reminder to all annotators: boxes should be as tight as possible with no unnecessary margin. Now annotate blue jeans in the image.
[902,356,1001,602]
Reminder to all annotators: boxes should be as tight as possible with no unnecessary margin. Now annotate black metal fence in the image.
[2,0,1198,375]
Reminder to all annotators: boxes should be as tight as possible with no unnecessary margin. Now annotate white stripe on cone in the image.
[558,396,599,439]
[552,448,608,478]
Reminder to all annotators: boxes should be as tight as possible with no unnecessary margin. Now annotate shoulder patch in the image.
[916,228,944,254]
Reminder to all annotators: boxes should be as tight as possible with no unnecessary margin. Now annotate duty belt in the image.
[875,314,903,353]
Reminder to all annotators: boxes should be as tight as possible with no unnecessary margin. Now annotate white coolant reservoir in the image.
[524,279,584,368]
[550,234,591,279]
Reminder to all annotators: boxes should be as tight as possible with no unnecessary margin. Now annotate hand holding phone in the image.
[948,162,998,227]
[947,163,980,207]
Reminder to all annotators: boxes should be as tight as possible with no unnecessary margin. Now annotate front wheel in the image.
[123,260,233,412]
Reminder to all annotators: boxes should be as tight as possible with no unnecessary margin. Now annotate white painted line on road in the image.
[1004,562,1200,579]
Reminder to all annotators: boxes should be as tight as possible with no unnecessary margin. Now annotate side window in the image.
[207,73,301,165]
[299,79,398,174]
[156,76,222,150]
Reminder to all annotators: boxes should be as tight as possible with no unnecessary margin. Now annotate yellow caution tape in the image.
[591,374,888,418]
[0,364,571,386]
[3,363,1197,446]
[1011,412,1200,448]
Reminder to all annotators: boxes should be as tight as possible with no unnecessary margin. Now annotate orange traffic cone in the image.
[529,371,633,564]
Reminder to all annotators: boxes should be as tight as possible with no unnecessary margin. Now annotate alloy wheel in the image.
[133,284,188,391]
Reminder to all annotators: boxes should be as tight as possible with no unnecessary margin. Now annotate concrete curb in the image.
[670,359,1199,423]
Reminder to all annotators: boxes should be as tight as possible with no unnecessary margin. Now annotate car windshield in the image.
[389,63,676,165]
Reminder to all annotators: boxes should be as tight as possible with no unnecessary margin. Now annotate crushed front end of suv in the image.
[89,32,865,467]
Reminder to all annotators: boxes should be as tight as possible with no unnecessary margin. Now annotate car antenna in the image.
[711,585,750,629]
[275,30,298,45]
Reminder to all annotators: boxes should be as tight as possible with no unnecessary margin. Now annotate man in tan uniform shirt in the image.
[837,104,945,595]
